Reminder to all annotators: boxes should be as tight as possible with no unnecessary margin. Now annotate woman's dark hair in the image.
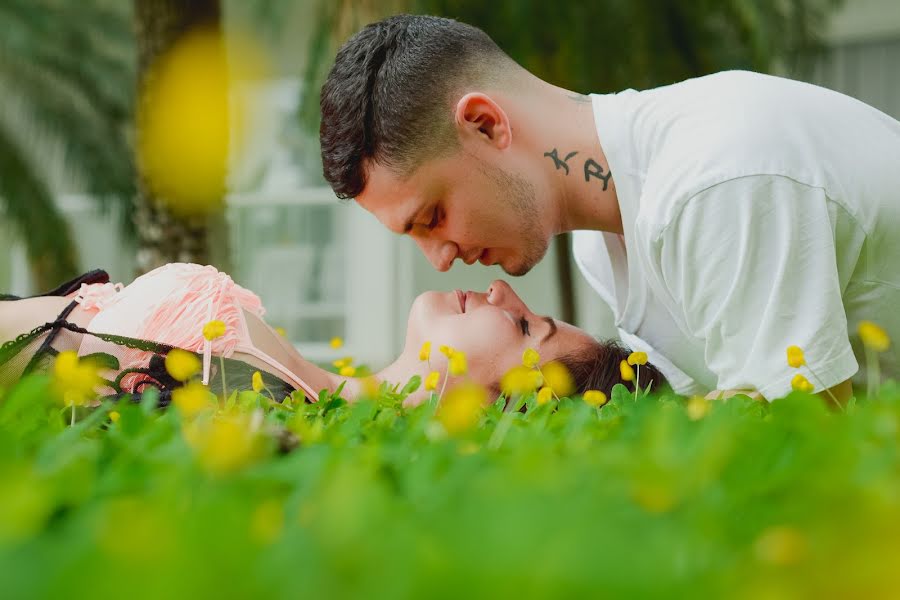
[319,14,516,199]
[558,339,669,399]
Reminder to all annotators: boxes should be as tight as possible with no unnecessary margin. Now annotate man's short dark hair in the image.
[319,14,515,199]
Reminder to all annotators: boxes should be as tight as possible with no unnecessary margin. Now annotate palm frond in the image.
[0,122,79,289]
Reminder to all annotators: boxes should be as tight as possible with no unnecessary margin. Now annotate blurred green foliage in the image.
[0,0,135,288]
[0,374,898,598]
[300,0,844,132]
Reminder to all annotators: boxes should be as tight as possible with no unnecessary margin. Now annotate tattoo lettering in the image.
[543,148,579,175]
[583,158,612,190]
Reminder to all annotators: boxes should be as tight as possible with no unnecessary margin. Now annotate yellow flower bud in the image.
[339,365,356,377]
[627,351,648,366]
[53,350,102,407]
[791,374,814,393]
[173,381,211,418]
[686,396,710,420]
[620,360,635,382]
[437,383,486,436]
[165,348,201,382]
[522,348,540,369]
[202,320,226,341]
[332,357,353,369]
[109,411,121,423]
[786,345,806,368]
[251,371,265,393]
[536,386,553,406]
[858,320,890,352]
[329,336,343,349]
[541,361,575,397]
[425,371,441,391]
[449,351,468,376]
[501,365,541,396]
[583,390,608,407]
[419,341,432,362]
[439,345,454,358]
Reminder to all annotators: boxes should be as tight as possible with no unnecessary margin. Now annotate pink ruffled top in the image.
[72,263,316,399]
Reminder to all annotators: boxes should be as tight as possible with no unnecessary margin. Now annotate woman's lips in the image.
[455,289,466,313]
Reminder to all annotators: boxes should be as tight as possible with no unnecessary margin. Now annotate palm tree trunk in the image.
[132,0,229,274]
[554,234,577,325]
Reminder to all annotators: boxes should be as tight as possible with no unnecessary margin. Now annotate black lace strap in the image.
[22,300,83,376]
[0,269,110,302]
[39,269,110,297]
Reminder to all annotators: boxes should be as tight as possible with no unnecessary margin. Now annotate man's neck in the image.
[526,83,623,235]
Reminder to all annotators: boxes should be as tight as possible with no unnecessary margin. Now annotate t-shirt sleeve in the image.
[651,175,858,399]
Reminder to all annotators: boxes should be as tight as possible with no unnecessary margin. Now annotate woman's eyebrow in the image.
[540,316,557,343]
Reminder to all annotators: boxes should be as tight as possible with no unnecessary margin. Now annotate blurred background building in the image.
[1,0,898,368]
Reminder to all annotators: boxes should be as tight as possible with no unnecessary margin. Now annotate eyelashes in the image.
[519,317,530,336]
[427,209,439,230]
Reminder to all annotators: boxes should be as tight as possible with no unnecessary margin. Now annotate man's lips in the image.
[455,289,467,313]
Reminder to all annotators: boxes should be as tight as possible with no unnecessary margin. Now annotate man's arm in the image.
[652,176,859,400]
[705,378,853,408]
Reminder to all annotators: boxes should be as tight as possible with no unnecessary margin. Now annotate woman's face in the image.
[403,280,595,389]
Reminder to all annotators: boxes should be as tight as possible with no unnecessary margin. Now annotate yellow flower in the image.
[184,416,260,475]
[165,348,201,382]
[332,357,353,369]
[339,365,356,377]
[786,345,806,368]
[53,351,102,407]
[439,345,454,358]
[173,381,212,418]
[541,361,574,397]
[686,396,710,421]
[437,383,486,436]
[536,386,553,406]
[620,360,635,382]
[522,348,540,369]
[627,351,648,366]
[329,336,343,349]
[361,376,380,398]
[754,526,807,566]
[249,499,284,545]
[449,351,468,376]
[202,320,226,341]
[109,411,121,423]
[859,320,890,352]
[251,371,265,393]
[791,374,815,393]
[419,341,432,362]
[583,390,608,407]
[425,371,441,392]
[501,365,543,396]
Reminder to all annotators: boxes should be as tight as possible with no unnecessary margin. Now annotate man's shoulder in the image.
[636,173,821,244]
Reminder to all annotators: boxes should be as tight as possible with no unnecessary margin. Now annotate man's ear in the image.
[454,93,512,150]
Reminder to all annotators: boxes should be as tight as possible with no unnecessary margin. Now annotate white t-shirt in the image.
[574,70,900,399]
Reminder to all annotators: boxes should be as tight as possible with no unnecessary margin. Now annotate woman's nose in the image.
[487,280,527,312]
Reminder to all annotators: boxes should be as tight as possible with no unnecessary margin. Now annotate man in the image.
[318,14,900,402]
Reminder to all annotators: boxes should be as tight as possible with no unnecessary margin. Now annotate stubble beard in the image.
[483,163,549,276]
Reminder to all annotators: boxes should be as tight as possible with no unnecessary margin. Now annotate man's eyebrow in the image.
[540,316,557,343]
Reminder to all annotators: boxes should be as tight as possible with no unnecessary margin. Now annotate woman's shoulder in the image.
[0,297,74,343]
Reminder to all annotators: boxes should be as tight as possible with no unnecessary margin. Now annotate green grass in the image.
[0,375,898,599]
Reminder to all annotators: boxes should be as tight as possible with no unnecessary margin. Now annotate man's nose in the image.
[415,237,458,272]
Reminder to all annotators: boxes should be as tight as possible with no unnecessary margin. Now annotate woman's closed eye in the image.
[519,317,530,336]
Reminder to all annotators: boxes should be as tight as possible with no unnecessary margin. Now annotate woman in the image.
[0,264,665,406]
